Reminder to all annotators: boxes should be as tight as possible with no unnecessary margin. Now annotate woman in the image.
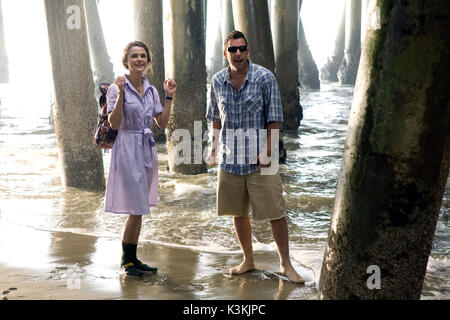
[105,41,176,277]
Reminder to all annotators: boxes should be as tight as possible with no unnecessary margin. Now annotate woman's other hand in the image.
[164,79,176,98]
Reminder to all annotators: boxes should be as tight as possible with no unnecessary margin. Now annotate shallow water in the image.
[0,82,448,298]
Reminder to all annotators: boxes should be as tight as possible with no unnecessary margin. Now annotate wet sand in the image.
[0,221,321,300]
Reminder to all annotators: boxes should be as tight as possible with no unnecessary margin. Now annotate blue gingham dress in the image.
[206,60,283,175]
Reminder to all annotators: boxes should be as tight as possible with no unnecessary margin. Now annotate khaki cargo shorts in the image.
[217,168,285,221]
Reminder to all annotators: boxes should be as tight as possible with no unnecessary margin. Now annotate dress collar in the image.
[124,74,151,96]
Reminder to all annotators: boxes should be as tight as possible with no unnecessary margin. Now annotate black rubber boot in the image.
[135,258,158,273]
[121,243,143,277]
[133,245,157,273]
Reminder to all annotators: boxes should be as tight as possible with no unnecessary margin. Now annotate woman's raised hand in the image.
[163,79,177,98]
[114,76,126,95]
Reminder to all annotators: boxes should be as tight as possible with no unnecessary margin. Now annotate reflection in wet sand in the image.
[0,219,319,300]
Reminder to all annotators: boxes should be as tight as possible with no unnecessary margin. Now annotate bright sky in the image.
[301,0,346,68]
[1,0,347,116]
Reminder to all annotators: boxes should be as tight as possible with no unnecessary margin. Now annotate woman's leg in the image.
[121,215,143,275]
[121,215,157,273]
[122,215,142,244]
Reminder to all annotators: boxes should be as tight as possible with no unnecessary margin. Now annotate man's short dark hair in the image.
[224,30,248,49]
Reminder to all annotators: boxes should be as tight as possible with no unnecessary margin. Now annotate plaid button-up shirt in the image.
[206,60,283,175]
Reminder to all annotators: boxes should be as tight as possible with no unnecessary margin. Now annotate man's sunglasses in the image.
[227,45,248,53]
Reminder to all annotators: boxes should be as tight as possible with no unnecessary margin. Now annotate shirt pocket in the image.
[124,95,142,114]
[218,95,230,116]
[245,94,263,114]
[218,95,241,129]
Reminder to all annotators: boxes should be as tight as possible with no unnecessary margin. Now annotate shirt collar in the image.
[224,59,255,84]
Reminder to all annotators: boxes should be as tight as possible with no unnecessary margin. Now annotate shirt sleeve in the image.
[262,74,284,123]
[206,81,221,122]
[106,84,119,113]
[151,86,164,117]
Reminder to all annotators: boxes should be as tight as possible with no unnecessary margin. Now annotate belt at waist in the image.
[120,128,156,168]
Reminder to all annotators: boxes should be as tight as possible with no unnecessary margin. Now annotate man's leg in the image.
[270,217,305,283]
[217,169,253,274]
[230,216,255,274]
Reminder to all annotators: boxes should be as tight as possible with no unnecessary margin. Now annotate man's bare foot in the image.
[281,264,305,284]
[229,260,255,275]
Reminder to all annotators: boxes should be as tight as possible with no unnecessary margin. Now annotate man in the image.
[206,30,304,284]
